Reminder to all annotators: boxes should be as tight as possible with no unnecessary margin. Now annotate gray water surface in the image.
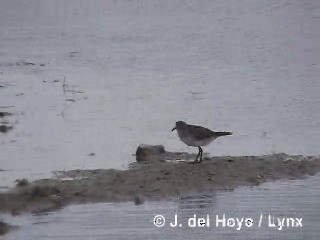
[2,175,319,240]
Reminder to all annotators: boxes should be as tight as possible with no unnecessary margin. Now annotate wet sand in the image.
[0,152,319,215]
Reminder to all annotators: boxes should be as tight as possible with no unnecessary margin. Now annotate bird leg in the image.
[198,147,203,163]
[194,147,203,163]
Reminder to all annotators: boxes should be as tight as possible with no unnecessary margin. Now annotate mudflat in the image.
[0,152,319,214]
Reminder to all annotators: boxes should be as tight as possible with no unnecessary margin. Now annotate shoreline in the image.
[0,152,319,215]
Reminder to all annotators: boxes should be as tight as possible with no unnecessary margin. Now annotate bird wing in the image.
[188,124,215,139]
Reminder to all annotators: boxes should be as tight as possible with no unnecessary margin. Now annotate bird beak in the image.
[171,127,176,131]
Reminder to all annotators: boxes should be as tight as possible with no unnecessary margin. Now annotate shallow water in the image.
[1,174,319,240]
[1,1,320,186]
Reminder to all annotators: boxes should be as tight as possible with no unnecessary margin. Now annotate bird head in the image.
[171,121,186,131]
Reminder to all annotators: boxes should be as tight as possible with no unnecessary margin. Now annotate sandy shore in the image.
[0,152,319,215]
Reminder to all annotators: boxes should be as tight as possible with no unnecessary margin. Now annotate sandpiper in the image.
[172,121,232,163]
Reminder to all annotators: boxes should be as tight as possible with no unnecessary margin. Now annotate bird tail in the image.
[215,131,232,136]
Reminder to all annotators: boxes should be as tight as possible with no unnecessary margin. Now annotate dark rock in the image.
[136,144,165,163]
